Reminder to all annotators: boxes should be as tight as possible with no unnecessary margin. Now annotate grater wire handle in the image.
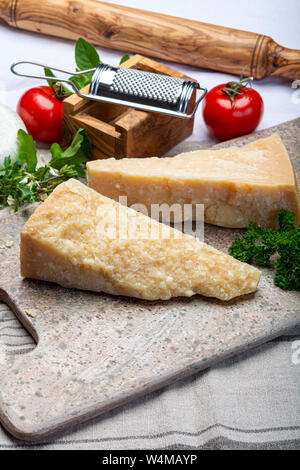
[10,61,95,95]
[81,85,206,119]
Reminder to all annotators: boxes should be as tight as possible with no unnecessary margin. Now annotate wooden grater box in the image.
[62,55,195,159]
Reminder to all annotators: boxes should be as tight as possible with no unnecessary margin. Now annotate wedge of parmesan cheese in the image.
[20,179,260,301]
[87,134,300,229]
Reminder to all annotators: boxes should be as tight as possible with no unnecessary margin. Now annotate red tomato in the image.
[17,86,62,143]
[202,82,264,141]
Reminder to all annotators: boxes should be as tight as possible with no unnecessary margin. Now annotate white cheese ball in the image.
[0,104,27,169]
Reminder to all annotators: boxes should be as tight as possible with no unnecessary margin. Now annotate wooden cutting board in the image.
[0,119,299,442]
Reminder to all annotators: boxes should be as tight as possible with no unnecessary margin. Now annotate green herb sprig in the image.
[0,128,92,212]
[229,209,300,290]
[45,38,130,99]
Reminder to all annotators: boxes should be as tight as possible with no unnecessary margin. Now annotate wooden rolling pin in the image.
[1,0,300,80]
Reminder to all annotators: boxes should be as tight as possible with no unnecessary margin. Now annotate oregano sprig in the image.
[0,128,92,212]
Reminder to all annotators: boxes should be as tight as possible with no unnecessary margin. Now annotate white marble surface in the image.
[0,0,299,142]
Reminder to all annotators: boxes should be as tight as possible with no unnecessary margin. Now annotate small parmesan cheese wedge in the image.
[87,134,300,229]
[20,179,260,301]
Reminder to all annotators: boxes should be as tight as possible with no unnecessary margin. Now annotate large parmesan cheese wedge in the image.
[20,179,260,301]
[87,134,300,228]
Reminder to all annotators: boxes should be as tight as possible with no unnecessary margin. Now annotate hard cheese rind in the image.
[20,180,260,301]
[87,134,300,228]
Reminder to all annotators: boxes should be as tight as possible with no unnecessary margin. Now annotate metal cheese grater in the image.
[11,62,207,119]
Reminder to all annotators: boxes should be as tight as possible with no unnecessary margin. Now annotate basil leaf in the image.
[119,54,130,65]
[44,68,72,97]
[75,38,101,71]
[49,128,92,170]
[69,74,91,90]
[49,142,63,162]
[44,67,56,88]
[18,183,34,199]
[17,129,37,173]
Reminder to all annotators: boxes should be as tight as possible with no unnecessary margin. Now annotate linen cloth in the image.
[0,303,299,450]
[0,140,299,450]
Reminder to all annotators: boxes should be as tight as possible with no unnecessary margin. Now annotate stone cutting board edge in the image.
[0,118,299,442]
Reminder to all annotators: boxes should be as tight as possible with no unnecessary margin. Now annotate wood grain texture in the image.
[63,55,195,159]
[0,0,299,79]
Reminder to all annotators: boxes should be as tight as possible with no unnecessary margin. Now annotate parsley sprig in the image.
[229,210,300,290]
[0,128,92,212]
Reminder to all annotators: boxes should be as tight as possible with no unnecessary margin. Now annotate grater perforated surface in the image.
[110,68,185,103]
